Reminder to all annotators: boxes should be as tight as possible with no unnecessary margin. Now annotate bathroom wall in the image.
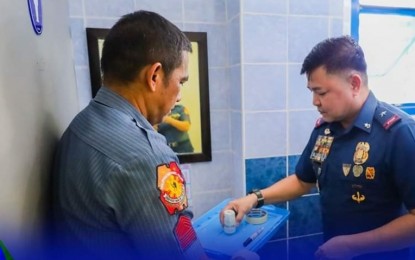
[68,0,344,259]
[68,0,236,218]
[0,0,78,258]
[239,1,344,258]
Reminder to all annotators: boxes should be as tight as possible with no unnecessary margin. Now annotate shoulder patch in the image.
[314,117,327,129]
[157,162,188,215]
[374,106,401,130]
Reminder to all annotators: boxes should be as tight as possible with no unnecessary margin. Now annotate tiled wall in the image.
[241,0,344,259]
[67,0,345,259]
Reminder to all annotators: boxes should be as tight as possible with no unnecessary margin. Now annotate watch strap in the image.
[249,189,264,208]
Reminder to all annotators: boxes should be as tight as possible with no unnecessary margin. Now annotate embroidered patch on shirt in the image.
[157,162,188,215]
[174,214,197,253]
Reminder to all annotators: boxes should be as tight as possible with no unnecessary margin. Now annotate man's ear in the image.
[349,73,362,94]
[146,62,163,92]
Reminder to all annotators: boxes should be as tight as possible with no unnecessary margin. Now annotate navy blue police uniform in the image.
[296,92,415,260]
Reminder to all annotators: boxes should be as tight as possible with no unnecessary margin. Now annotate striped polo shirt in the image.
[53,87,203,259]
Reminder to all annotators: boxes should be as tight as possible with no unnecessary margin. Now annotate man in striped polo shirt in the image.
[53,10,207,260]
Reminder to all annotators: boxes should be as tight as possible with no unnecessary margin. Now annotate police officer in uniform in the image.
[220,36,415,260]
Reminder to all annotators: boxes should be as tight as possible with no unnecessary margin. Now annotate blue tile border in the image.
[246,157,287,193]
[289,195,322,237]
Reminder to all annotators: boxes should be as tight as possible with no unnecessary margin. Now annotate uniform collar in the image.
[93,86,152,130]
[352,91,378,133]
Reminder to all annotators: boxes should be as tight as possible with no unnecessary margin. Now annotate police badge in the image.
[353,142,370,165]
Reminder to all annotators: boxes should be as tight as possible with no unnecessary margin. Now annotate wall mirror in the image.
[86,28,211,163]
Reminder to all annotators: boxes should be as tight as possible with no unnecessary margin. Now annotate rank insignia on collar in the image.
[375,107,401,130]
[157,162,188,215]
[365,167,375,180]
[353,142,370,165]
[324,128,331,135]
[342,164,351,176]
[384,115,401,130]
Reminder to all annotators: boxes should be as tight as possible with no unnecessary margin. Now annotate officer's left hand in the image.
[315,235,355,260]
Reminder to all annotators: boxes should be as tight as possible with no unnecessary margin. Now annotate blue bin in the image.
[193,198,289,259]
[395,103,415,115]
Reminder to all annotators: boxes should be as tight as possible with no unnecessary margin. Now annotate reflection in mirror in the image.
[156,103,196,154]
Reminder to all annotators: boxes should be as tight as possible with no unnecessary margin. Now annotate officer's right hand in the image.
[219,194,258,226]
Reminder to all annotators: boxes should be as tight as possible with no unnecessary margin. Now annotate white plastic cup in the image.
[223,209,236,234]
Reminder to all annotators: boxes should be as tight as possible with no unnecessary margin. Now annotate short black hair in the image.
[300,36,367,83]
[101,10,192,85]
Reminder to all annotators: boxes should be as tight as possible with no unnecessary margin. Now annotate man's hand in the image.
[219,195,257,226]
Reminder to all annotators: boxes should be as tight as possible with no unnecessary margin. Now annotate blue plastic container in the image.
[193,198,289,259]
[395,103,415,115]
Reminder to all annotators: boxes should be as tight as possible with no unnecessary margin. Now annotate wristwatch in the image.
[248,189,264,208]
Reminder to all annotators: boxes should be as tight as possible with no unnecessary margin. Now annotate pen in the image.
[243,226,265,247]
